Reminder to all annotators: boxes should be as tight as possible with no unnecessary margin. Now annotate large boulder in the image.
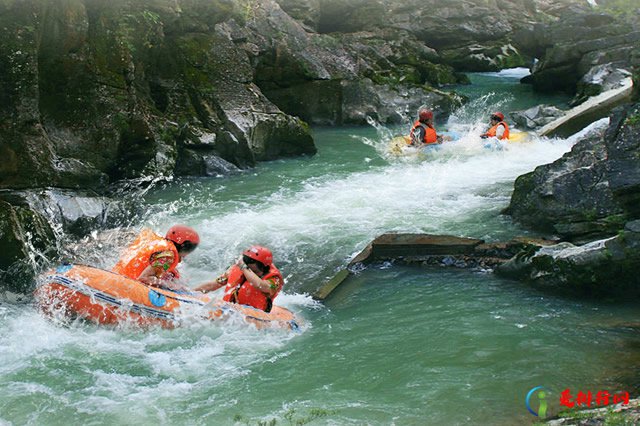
[505,121,621,241]
[607,103,640,217]
[506,103,640,242]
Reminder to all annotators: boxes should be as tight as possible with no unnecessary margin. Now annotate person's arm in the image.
[194,275,228,293]
[495,124,505,139]
[238,263,281,297]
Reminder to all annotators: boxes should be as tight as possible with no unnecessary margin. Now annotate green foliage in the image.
[117,9,163,54]
[625,113,640,126]
[241,0,259,25]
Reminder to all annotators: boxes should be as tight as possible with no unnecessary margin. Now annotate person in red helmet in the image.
[409,107,446,146]
[195,245,284,312]
[481,112,510,140]
[112,225,200,289]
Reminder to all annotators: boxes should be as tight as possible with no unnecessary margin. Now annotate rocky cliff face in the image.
[519,2,640,96]
[0,0,317,192]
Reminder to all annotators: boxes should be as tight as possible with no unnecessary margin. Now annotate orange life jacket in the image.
[484,121,510,140]
[223,264,283,312]
[410,121,438,145]
[112,229,180,280]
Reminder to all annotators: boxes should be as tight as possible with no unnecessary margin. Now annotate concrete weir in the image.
[537,77,634,138]
[313,233,553,301]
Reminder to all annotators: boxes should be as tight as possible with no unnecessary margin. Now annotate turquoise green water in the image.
[1,70,638,425]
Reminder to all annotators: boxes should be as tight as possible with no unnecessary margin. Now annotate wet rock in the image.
[572,64,633,106]
[511,105,565,130]
[546,398,640,425]
[0,200,56,293]
[522,10,640,94]
[274,0,321,30]
[249,4,464,125]
[0,189,134,238]
[440,43,527,72]
[175,149,240,177]
[496,221,640,298]
[506,123,626,241]
[606,104,640,217]
[507,103,640,240]
[0,0,316,192]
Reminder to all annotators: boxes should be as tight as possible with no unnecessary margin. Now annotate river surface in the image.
[1,70,639,425]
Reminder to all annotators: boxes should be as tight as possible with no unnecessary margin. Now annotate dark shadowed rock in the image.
[607,104,640,217]
[0,189,135,238]
[521,8,640,94]
[506,123,626,241]
[0,0,316,190]
[0,200,56,293]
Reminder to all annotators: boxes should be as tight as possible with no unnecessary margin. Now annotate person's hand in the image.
[480,135,488,139]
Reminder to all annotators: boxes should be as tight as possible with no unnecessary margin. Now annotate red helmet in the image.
[243,245,273,266]
[418,108,433,121]
[491,112,505,121]
[166,225,200,246]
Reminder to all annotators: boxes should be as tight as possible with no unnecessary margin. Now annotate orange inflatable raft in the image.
[35,264,300,331]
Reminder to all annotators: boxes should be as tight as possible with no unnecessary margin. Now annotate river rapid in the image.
[1,69,638,425]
